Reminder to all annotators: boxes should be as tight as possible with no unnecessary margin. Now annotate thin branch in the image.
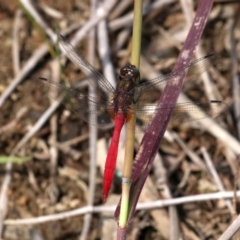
[229,14,240,139]
[12,9,22,75]
[4,191,240,226]
[19,0,56,42]
[172,132,206,170]
[79,0,98,238]
[48,60,61,203]
[69,0,117,47]
[201,147,234,213]
[219,214,240,240]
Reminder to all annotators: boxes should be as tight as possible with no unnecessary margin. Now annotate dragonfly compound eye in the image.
[120,64,140,79]
[130,68,140,78]
[120,67,129,76]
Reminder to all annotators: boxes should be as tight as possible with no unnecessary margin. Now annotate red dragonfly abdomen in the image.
[102,112,125,202]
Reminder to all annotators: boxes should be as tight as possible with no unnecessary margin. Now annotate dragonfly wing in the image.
[38,78,114,129]
[135,54,217,104]
[135,101,227,130]
[169,101,227,126]
[59,35,115,94]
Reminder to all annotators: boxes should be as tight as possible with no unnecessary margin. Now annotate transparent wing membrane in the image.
[135,54,216,104]
[39,78,114,129]
[39,37,224,131]
[59,35,115,95]
[135,100,227,129]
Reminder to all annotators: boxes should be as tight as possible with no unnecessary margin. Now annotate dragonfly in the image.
[39,35,225,202]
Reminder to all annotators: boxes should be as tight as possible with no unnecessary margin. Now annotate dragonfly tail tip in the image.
[102,194,108,203]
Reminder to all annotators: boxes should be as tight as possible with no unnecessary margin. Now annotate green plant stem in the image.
[130,0,143,68]
[119,0,143,228]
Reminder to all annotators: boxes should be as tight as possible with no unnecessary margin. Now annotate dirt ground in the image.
[0,0,240,239]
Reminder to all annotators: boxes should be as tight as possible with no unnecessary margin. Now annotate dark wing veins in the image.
[59,35,115,97]
[134,54,216,105]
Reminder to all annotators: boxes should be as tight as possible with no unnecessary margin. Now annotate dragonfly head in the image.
[119,64,140,83]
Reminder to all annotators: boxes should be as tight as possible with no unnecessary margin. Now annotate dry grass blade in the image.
[117,0,215,225]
